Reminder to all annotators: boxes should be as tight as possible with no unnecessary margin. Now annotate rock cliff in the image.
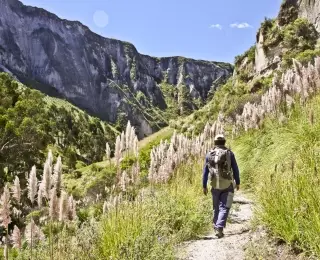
[252,0,320,75]
[0,0,232,137]
[297,0,320,32]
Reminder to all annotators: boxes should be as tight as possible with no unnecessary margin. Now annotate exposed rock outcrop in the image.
[254,0,320,75]
[297,0,320,32]
[0,0,232,137]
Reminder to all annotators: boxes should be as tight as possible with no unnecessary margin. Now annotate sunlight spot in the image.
[93,10,109,28]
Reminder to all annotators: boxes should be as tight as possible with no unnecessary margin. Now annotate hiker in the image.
[202,134,240,238]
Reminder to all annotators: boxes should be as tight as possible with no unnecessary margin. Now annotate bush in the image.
[295,49,320,66]
[283,18,319,51]
[250,75,274,93]
[238,72,250,82]
[234,45,256,67]
[224,93,262,120]
[259,17,275,42]
[120,155,137,170]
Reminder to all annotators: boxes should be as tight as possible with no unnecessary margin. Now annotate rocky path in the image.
[178,191,254,260]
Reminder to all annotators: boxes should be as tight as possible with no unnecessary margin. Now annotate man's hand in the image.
[236,185,240,191]
[203,187,208,195]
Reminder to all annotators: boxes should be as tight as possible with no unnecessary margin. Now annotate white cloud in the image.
[230,22,252,29]
[210,24,222,30]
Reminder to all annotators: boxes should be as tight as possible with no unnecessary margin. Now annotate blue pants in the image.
[211,184,234,229]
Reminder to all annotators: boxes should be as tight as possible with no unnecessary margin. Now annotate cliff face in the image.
[252,0,320,75]
[297,0,320,32]
[0,0,232,137]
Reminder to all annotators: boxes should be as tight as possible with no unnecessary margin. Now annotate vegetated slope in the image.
[3,1,320,259]
[0,0,232,137]
[65,0,320,221]
[175,0,320,135]
[171,0,320,257]
[230,94,320,257]
[0,72,117,186]
[5,128,219,259]
[64,126,174,199]
[6,56,320,259]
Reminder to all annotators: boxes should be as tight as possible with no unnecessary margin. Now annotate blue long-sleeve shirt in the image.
[202,150,240,189]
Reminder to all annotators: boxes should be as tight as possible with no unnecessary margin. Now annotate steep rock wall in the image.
[0,0,232,137]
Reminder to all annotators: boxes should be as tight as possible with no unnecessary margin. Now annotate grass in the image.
[16,157,212,260]
[63,127,174,198]
[229,95,320,256]
[137,127,173,149]
[98,159,211,260]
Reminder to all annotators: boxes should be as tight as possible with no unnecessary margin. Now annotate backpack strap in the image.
[226,149,234,183]
[226,149,231,171]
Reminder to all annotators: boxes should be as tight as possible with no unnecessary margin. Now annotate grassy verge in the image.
[99,159,211,259]
[15,158,211,260]
[230,95,320,256]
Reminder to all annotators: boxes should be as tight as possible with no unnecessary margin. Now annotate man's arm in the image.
[202,156,209,194]
[230,152,240,188]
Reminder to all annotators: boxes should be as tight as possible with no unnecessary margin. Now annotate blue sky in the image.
[21,0,282,63]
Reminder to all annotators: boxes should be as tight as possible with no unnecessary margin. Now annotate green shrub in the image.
[120,155,137,170]
[76,160,87,169]
[259,17,275,42]
[250,75,274,93]
[234,45,256,67]
[224,93,262,120]
[0,72,118,186]
[295,49,320,66]
[238,71,250,82]
[283,18,319,51]
[263,24,283,51]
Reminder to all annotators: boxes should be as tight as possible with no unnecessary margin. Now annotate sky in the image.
[20,0,282,64]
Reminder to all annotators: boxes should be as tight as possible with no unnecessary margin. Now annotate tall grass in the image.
[231,95,320,256]
[13,158,211,260]
[99,158,211,259]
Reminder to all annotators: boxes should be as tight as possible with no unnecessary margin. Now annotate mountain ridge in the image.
[0,0,232,137]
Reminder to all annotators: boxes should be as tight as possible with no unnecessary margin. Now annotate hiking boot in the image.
[214,227,224,238]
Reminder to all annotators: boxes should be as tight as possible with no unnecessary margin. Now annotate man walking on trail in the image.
[202,134,240,238]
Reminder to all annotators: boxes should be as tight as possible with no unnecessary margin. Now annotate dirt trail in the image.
[178,191,253,260]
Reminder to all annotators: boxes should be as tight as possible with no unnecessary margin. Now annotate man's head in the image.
[214,134,226,146]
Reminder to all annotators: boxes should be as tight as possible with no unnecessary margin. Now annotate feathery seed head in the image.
[11,225,21,249]
[28,166,37,204]
[47,149,53,167]
[41,160,51,199]
[37,184,43,208]
[68,195,77,221]
[105,142,111,160]
[59,191,69,222]
[12,176,21,203]
[49,188,59,220]
[103,201,108,214]
[115,136,121,164]
[25,219,45,246]
[0,185,11,230]
[120,131,125,153]
[54,157,62,195]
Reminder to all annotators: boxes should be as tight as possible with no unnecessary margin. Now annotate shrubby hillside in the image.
[2,0,320,259]
[0,73,117,185]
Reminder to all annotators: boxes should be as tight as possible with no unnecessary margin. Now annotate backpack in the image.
[207,146,233,181]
